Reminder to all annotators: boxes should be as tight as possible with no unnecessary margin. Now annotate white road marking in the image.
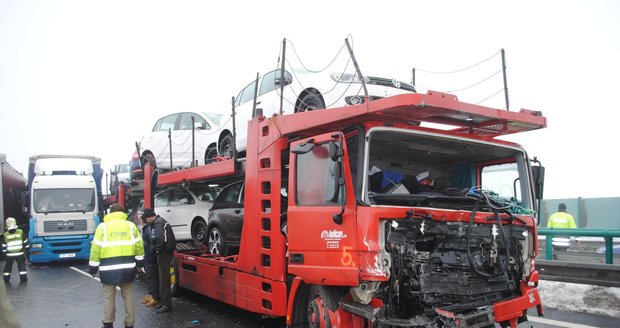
[70,266,121,290]
[529,316,600,328]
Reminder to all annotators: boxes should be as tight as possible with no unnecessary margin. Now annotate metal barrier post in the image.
[546,236,553,260]
[605,237,614,264]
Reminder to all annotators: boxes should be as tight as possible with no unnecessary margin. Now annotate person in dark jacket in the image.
[140,215,160,307]
[141,208,176,314]
[89,204,144,328]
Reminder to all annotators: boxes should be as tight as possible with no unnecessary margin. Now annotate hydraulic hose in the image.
[466,196,508,277]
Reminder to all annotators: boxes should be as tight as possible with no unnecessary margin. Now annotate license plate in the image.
[59,253,76,258]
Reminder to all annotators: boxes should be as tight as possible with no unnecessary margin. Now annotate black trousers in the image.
[156,251,173,307]
[3,254,27,281]
[145,261,159,300]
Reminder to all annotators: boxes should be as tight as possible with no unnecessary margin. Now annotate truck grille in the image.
[43,220,89,232]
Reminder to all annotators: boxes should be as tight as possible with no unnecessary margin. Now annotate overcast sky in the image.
[1,0,619,199]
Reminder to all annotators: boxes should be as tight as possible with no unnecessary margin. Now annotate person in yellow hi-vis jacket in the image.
[547,203,577,250]
[2,217,29,283]
[89,204,144,328]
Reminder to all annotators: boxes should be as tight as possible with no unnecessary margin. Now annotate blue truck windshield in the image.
[33,188,95,213]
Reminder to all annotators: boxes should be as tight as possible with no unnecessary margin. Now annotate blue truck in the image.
[26,155,103,263]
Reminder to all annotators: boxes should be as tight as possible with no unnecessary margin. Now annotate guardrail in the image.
[536,259,620,288]
[538,228,620,264]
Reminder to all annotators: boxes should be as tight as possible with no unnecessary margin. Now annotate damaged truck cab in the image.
[285,93,544,327]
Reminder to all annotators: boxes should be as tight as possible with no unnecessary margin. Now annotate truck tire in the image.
[295,93,325,113]
[292,285,346,327]
[207,226,229,256]
[191,219,208,245]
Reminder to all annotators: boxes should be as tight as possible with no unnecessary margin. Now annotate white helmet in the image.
[5,217,18,230]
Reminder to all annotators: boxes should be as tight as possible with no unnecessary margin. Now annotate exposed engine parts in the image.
[377,217,528,326]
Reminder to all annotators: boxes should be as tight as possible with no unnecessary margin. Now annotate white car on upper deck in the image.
[214,68,416,157]
[138,111,224,171]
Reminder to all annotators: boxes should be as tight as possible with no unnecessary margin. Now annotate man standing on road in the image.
[2,217,29,283]
[140,213,160,308]
[89,204,145,328]
[141,208,176,314]
[547,203,577,250]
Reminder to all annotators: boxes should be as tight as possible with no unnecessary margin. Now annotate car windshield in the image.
[117,164,130,173]
[201,112,223,126]
[189,185,221,203]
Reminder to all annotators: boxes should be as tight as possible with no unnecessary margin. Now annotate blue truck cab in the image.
[26,155,102,263]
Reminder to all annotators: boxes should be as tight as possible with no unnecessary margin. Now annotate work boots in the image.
[145,298,159,307]
[140,294,153,304]
[101,322,113,328]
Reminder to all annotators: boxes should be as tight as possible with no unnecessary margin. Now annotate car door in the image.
[164,187,195,241]
[153,189,172,225]
[174,112,212,168]
[209,181,244,243]
[256,69,288,118]
[232,81,257,152]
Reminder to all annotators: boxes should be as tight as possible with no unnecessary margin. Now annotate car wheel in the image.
[207,226,229,256]
[295,93,325,113]
[191,219,208,245]
[141,152,157,168]
[205,147,218,164]
[218,133,234,159]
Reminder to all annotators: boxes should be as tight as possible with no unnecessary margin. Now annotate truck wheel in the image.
[207,226,229,256]
[191,219,208,245]
[218,133,234,159]
[302,285,345,327]
[295,93,325,113]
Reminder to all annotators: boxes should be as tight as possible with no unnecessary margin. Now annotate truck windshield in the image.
[363,128,534,214]
[33,188,96,213]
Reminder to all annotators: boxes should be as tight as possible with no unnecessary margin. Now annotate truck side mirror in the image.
[328,141,343,161]
[532,165,545,200]
[329,140,345,225]
[21,191,29,214]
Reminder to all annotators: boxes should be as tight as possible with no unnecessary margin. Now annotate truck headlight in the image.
[31,243,43,248]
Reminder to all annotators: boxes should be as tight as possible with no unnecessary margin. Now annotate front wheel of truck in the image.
[292,284,348,327]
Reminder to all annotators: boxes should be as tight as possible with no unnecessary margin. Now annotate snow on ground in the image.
[538,280,620,318]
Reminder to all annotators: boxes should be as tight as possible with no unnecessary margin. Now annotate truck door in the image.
[287,132,359,286]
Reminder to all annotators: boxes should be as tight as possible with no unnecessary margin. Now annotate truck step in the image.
[341,301,381,320]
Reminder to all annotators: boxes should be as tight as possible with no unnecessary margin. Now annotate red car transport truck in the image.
[139,91,546,327]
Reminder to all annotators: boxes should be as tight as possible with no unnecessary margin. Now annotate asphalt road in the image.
[2,259,285,328]
[2,259,618,328]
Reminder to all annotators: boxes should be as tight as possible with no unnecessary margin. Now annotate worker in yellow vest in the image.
[547,203,577,250]
[2,217,29,283]
[89,204,144,328]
